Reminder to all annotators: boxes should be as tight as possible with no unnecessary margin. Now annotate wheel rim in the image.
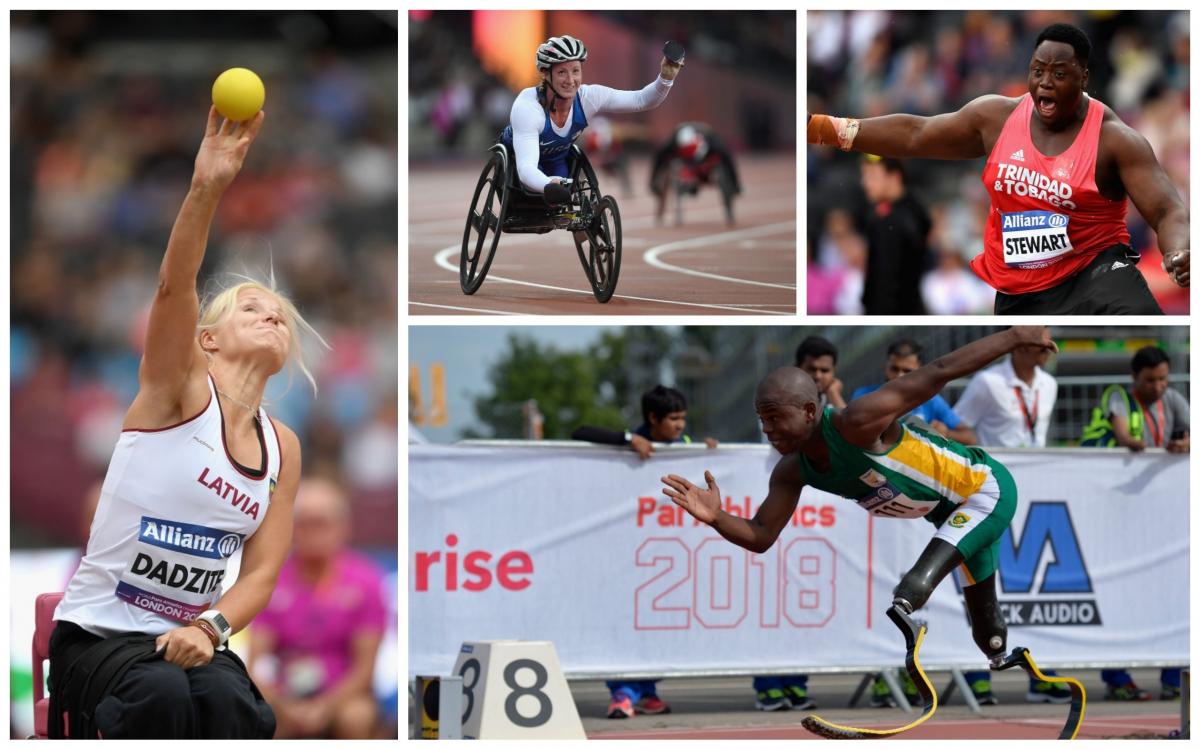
[467,163,499,268]
[587,198,620,298]
[592,208,614,285]
[461,155,505,291]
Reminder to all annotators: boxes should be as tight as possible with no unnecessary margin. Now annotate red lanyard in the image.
[1133,394,1166,447]
[1013,386,1038,439]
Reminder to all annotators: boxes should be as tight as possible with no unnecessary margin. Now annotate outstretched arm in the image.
[583,77,673,117]
[1112,123,1189,287]
[661,458,803,554]
[808,95,1008,160]
[839,327,1057,448]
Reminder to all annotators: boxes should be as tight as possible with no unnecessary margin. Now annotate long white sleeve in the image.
[510,94,553,193]
[580,76,673,118]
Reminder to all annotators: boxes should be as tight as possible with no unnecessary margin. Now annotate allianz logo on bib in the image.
[139,516,243,560]
[1001,211,1067,230]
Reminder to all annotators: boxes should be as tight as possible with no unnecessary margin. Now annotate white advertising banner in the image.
[409,444,1188,678]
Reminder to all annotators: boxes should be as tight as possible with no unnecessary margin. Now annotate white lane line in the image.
[431,246,791,314]
[643,222,797,289]
[409,301,526,316]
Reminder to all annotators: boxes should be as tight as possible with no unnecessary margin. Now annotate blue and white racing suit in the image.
[501,77,673,193]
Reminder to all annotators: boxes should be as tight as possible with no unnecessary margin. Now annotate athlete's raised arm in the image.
[807,95,1011,160]
[135,107,264,414]
[1108,121,1190,287]
[838,327,1057,447]
[662,458,804,554]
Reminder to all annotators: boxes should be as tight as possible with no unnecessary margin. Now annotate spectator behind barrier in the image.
[954,343,1057,448]
[795,335,846,410]
[248,477,387,738]
[1079,345,1190,452]
[571,384,715,717]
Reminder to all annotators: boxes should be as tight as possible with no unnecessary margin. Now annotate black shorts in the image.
[49,620,275,739]
[993,244,1164,315]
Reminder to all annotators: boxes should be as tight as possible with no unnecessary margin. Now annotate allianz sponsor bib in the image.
[856,470,938,519]
[115,516,245,623]
[1001,210,1073,269]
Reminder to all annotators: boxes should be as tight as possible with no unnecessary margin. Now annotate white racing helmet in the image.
[676,124,709,161]
[536,35,588,72]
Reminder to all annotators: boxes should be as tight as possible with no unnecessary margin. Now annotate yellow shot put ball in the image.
[212,68,265,122]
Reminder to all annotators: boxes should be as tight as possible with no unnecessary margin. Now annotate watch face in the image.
[212,612,231,632]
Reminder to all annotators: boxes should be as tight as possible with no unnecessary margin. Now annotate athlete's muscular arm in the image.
[129,108,264,427]
[839,327,1057,448]
[1109,121,1190,287]
[661,458,804,554]
[808,96,1008,160]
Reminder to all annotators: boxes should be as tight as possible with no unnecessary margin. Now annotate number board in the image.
[451,640,585,739]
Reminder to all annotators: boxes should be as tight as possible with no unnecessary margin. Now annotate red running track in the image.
[408,153,797,315]
[593,713,1181,740]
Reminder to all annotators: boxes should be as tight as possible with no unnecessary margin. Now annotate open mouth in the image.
[1036,96,1057,118]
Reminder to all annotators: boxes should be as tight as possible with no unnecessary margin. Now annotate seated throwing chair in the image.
[32,592,64,739]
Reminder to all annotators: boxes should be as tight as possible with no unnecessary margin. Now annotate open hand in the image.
[192,106,265,193]
[1163,249,1189,287]
[661,471,721,525]
[156,625,215,670]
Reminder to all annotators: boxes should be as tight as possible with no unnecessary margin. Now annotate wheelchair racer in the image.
[650,122,743,222]
[501,34,682,204]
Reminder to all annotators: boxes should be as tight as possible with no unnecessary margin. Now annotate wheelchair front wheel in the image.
[460,151,508,295]
[574,195,622,303]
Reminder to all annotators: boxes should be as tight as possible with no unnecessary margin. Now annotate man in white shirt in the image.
[954,344,1057,448]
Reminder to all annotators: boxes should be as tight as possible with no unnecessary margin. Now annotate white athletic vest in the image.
[56,375,281,637]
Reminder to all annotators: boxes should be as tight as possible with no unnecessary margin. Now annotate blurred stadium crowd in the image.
[10,10,399,549]
[806,10,1190,314]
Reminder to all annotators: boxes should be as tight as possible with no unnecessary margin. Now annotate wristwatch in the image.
[197,609,232,651]
[623,431,633,444]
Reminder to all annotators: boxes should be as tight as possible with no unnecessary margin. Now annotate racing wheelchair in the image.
[461,142,622,303]
[668,153,736,227]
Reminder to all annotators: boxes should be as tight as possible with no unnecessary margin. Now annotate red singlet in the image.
[972,93,1130,294]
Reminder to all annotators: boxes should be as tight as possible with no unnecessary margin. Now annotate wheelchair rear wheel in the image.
[574,195,622,303]
[460,150,508,295]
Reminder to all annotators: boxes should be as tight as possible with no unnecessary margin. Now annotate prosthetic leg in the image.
[992,648,1087,740]
[802,541,961,739]
[801,604,937,739]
